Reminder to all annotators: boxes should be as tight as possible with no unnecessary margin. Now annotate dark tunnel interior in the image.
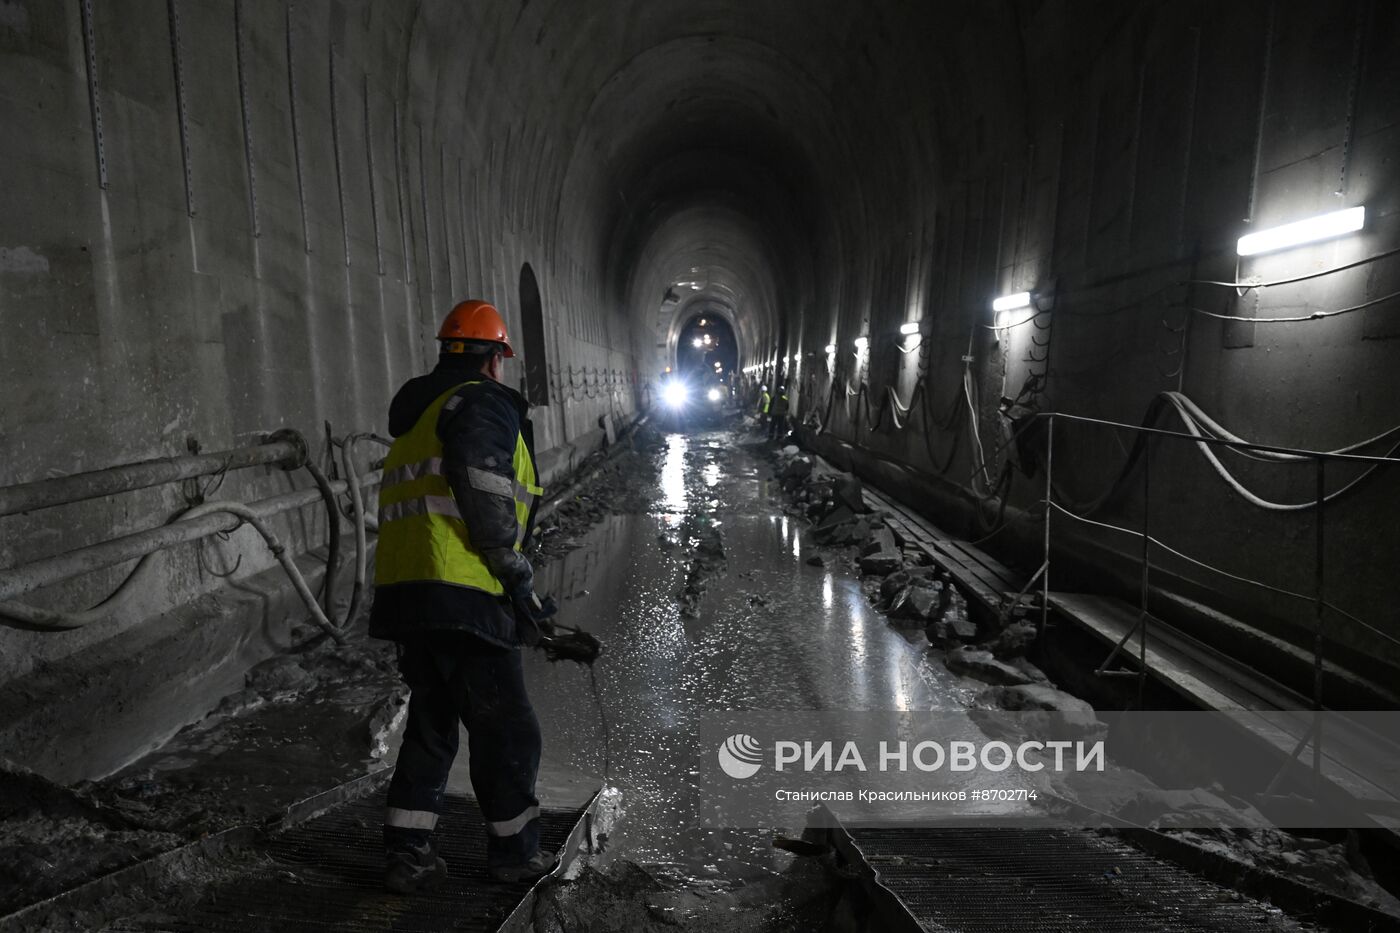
[674,313,737,381]
[2,0,1400,928]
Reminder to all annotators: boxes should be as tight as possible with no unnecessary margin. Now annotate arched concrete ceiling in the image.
[402,0,1018,368]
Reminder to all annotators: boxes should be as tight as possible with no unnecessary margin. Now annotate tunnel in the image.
[2,0,1400,929]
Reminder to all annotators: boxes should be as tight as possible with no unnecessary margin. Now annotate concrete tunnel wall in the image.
[1,0,1398,699]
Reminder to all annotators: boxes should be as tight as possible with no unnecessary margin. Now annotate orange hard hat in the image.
[437,299,515,357]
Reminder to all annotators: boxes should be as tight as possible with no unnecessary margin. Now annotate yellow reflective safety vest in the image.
[759,391,771,414]
[375,381,542,596]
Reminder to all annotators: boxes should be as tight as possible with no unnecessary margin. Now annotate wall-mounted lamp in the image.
[853,336,869,351]
[1237,206,1365,256]
[992,292,1032,313]
[899,322,920,336]
[824,343,836,354]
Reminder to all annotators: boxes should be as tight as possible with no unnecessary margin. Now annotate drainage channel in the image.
[825,819,1327,933]
[97,788,598,933]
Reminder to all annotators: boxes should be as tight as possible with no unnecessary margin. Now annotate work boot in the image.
[384,839,448,895]
[488,850,559,884]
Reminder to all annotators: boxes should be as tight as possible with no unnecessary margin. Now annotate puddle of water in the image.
[524,430,982,891]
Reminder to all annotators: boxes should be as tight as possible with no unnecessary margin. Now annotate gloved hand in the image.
[510,588,558,647]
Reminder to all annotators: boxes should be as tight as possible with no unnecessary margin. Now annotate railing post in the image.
[1139,434,1151,707]
[1040,414,1054,638]
[1313,456,1326,787]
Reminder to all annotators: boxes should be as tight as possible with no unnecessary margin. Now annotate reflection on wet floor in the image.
[518,430,978,889]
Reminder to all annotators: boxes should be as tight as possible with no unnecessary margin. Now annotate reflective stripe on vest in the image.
[374,381,542,593]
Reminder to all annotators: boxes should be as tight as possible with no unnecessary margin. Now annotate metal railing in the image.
[1032,411,1400,791]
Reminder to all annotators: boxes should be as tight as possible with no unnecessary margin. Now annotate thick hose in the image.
[338,433,390,629]
[0,501,345,644]
[0,473,380,633]
[302,458,341,619]
[181,502,346,645]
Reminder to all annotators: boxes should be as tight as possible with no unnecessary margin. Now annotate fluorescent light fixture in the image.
[899,322,919,336]
[854,336,869,350]
[992,292,1032,313]
[1237,206,1365,256]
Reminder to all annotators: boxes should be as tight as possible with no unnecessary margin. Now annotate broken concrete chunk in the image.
[904,586,940,620]
[989,684,1094,714]
[884,588,925,629]
[946,613,978,641]
[814,504,856,532]
[985,620,1037,658]
[779,456,813,483]
[880,570,912,601]
[859,552,902,576]
[924,619,954,647]
[860,527,898,557]
[944,647,1033,686]
[977,684,1105,740]
[781,444,800,456]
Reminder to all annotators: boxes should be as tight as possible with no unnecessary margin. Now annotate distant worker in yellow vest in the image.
[369,299,556,893]
[757,384,771,432]
[767,385,790,441]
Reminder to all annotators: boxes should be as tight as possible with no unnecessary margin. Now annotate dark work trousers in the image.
[766,413,788,440]
[384,632,542,868]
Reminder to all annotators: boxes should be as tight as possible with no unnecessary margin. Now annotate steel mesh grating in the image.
[849,827,1302,932]
[106,795,582,933]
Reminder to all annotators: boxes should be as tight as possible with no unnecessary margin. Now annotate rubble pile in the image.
[530,423,667,564]
[766,445,1029,659]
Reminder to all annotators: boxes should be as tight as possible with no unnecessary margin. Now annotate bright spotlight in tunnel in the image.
[692,338,703,348]
[1237,206,1365,256]
[853,336,869,351]
[662,379,690,409]
[992,292,1032,313]
[824,343,836,354]
[899,322,920,336]
[707,387,722,402]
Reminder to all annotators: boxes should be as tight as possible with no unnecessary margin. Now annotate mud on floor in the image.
[0,426,672,922]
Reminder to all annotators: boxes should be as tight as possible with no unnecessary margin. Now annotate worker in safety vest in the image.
[369,299,556,893]
[767,386,790,440]
[757,384,771,430]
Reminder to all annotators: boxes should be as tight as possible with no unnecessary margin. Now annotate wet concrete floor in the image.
[446,429,982,892]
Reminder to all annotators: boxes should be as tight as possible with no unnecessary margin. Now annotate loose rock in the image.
[944,647,1033,686]
[859,552,902,576]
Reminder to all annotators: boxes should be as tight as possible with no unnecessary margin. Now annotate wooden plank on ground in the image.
[860,489,1019,613]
